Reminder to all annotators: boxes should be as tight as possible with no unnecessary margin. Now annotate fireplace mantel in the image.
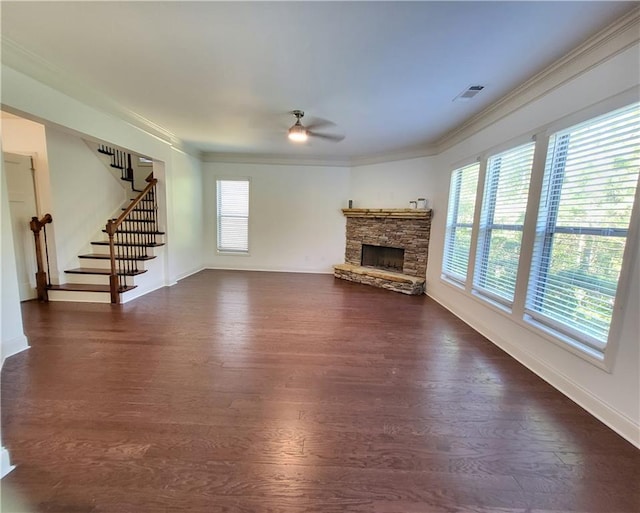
[342,208,430,219]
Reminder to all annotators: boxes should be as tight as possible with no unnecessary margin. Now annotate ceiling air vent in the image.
[453,85,485,102]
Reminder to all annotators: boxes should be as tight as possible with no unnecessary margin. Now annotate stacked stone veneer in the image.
[334,209,432,295]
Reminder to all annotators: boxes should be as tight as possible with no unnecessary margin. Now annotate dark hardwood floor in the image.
[2,270,639,512]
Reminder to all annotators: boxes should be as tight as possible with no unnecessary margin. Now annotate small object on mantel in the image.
[409,201,417,209]
[417,198,427,209]
[348,199,353,208]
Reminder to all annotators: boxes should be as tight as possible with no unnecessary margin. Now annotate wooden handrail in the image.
[30,213,53,302]
[106,178,157,235]
[105,177,158,304]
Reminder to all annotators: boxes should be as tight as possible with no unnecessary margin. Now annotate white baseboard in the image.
[1,446,15,478]
[173,266,206,283]
[429,294,640,449]
[120,280,167,304]
[1,334,29,368]
[203,266,334,275]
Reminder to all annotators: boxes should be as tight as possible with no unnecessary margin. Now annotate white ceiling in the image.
[1,1,636,160]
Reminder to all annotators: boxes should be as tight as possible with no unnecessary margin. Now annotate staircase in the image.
[46,145,165,303]
[98,144,144,191]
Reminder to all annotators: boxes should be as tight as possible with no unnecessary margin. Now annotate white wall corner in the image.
[174,266,206,284]
[429,294,640,449]
[1,334,29,368]
[120,281,168,304]
[1,446,16,478]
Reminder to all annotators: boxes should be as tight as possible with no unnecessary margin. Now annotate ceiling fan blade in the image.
[308,131,345,142]
[305,118,335,131]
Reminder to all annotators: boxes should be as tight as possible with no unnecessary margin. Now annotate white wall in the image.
[203,162,349,273]
[166,148,205,282]
[0,151,24,477]
[0,149,29,364]
[349,156,437,209]
[202,157,439,275]
[426,44,640,446]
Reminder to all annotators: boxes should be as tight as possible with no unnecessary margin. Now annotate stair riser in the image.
[47,290,112,303]
[62,273,142,286]
[76,258,151,271]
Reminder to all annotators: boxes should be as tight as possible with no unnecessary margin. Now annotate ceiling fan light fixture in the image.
[288,123,308,142]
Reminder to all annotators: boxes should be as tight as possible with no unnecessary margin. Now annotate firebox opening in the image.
[361,244,405,272]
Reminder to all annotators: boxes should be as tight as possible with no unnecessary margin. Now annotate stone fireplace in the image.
[334,208,432,295]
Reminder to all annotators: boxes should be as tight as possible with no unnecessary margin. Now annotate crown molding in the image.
[349,142,438,167]
[0,36,194,154]
[202,152,351,167]
[203,141,439,168]
[434,7,640,154]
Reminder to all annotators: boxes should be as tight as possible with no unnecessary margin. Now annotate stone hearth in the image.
[334,208,431,295]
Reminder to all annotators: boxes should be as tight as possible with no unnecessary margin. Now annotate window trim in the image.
[472,142,536,309]
[439,90,640,371]
[525,103,639,354]
[441,161,481,286]
[215,177,251,255]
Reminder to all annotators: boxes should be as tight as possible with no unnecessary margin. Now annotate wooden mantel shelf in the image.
[341,208,431,219]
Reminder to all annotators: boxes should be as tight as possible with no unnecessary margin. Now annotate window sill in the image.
[523,315,608,368]
[440,274,466,290]
[216,250,250,257]
[471,289,513,315]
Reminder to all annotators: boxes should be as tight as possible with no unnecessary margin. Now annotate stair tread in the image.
[121,208,156,212]
[65,268,147,276]
[101,229,165,235]
[91,241,165,247]
[78,253,156,261]
[48,283,137,293]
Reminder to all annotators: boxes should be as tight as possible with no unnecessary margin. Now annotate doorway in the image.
[4,152,38,301]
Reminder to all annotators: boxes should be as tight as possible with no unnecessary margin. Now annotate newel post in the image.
[106,219,119,304]
[29,213,53,302]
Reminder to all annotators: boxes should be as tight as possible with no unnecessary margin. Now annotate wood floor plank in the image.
[2,270,639,512]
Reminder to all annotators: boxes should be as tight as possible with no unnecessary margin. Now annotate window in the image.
[474,142,535,306]
[441,100,640,360]
[442,163,480,283]
[216,179,250,253]
[525,103,640,351]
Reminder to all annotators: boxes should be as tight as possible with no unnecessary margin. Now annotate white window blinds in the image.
[474,142,535,305]
[526,103,640,349]
[442,163,480,283]
[216,179,250,253]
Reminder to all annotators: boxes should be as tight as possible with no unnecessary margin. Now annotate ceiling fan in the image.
[288,110,345,143]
